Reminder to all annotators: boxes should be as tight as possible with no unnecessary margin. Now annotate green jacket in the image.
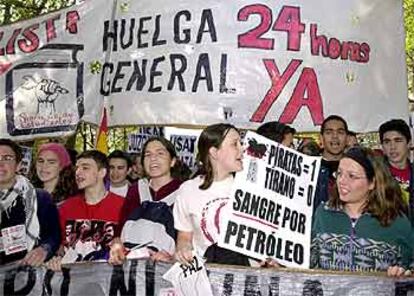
[311,204,413,272]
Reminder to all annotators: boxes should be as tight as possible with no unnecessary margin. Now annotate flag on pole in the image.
[96,107,108,154]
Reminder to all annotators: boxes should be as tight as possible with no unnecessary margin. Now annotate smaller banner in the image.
[0,259,412,295]
[164,127,202,172]
[127,126,164,153]
[18,146,33,176]
[219,131,321,269]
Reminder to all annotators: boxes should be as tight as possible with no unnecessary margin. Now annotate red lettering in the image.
[359,43,370,63]
[250,59,302,122]
[310,24,328,57]
[6,28,22,54]
[66,11,80,34]
[279,68,323,124]
[17,24,40,53]
[0,32,4,56]
[273,6,305,51]
[328,38,341,59]
[310,23,370,63]
[238,5,273,50]
[0,62,12,75]
[44,14,60,42]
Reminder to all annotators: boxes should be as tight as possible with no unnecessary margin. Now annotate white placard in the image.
[127,126,164,153]
[164,127,202,172]
[218,131,321,269]
[163,255,213,296]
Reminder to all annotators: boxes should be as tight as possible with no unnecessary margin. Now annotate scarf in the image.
[0,175,40,251]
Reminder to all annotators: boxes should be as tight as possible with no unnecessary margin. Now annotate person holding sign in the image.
[174,123,251,266]
[311,147,412,274]
[31,143,78,205]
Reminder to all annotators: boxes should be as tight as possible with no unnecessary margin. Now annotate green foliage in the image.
[404,0,414,96]
[0,0,75,25]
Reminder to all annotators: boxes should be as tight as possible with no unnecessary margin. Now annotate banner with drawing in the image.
[218,131,321,268]
[0,0,408,139]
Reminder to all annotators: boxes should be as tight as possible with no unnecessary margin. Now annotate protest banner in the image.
[0,0,409,139]
[219,131,320,269]
[0,259,412,295]
[127,126,164,153]
[164,127,201,171]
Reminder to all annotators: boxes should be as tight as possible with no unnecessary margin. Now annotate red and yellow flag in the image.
[95,107,108,155]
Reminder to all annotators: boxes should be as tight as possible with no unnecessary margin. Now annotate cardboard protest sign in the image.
[0,0,409,139]
[164,127,201,172]
[163,255,213,296]
[127,126,164,153]
[218,131,320,269]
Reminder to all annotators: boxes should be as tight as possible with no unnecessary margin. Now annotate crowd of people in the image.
[0,115,413,278]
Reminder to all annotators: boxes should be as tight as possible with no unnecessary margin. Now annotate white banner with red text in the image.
[0,0,408,139]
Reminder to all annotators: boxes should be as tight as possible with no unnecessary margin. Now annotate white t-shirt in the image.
[109,183,129,197]
[173,175,234,258]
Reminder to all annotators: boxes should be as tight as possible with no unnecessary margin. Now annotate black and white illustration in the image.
[5,44,84,136]
[20,75,69,115]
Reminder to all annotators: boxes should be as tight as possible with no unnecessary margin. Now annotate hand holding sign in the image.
[163,255,213,296]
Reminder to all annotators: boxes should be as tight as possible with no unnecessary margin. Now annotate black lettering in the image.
[244,275,261,296]
[100,62,113,96]
[174,10,191,44]
[120,18,134,49]
[294,244,304,264]
[111,61,130,93]
[395,281,414,296]
[296,156,303,176]
[254,230,266,254]
[103,20,117,51]
[235,224,246,248]
[3,266,36,295]
[297,214,306,234]
[192,53,213,92]
[222,273,234,296]
[266,234,276,256]
[246,227,257,250]
[193,256,203,272]
[138,16,151,48]
[233,189,243,211]
[126,60,147,91]
[109,260,138,295]
[224,220,238,243]
[284,240,293,262]
[145,260,155,296]
[219,54,235,93]
[269,276,280,296]
[148,56,165,92]
[282,208,291,228]
[168,54,187,91]
[302,280,323,296]
[152,15,167,46]
[196,9,217,43]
